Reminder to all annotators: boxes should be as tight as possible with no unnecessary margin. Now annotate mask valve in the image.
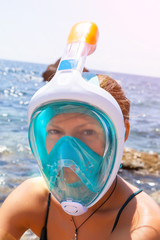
[61,201,88,216]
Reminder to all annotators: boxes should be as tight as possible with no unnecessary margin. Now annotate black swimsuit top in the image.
[40,189,143,240]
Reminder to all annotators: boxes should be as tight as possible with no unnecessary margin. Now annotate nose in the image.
[63,128,75,137]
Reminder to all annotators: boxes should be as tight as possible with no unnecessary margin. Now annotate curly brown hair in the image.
[97,74,130,121]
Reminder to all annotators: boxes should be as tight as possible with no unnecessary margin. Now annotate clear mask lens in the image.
[28,101,117,207]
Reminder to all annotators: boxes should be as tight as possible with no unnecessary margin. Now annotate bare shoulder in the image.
[131,190,160,240]
[123,178,160,240]
[112,177,160,240]
[0,177,49,239]
[1,176,49,210]
[16,176,49,202]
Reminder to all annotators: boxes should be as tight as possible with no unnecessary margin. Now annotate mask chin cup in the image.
[46,136,103,192]
[61,201,88,216]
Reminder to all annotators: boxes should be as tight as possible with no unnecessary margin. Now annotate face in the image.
[46,112,105,156]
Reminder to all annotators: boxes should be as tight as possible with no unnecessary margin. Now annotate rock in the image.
[42,58,89,81]
[122,147,160,175]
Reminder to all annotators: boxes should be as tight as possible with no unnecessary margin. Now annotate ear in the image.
[124,119,130,142]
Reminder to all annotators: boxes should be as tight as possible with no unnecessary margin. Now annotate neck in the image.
[71,175,118,239]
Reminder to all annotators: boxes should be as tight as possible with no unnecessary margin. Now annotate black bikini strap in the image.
[111,189,143,232]
[44,192,51,227]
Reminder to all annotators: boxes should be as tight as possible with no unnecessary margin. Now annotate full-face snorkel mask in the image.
[28,22,125,216]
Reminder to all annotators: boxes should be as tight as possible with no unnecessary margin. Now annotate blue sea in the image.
[0,58,160,208]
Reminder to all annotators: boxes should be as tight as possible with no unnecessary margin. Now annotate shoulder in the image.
[112,176,160,240]
[18,176,49,203]
[131,191,160,240]
[1,177,49,211]
[0,177,50,238]
[122,177,160,239]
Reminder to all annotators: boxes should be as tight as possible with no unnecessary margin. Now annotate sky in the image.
[0,0,160,77]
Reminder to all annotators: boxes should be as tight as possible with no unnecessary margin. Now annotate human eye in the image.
[83,129,96,136]
[47,128,62,135]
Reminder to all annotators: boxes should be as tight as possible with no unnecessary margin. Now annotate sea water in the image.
[0,59,160,239]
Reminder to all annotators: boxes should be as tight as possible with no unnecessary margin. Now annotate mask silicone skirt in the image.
[28,101,117,215]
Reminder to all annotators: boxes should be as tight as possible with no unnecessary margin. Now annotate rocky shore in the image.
[122,147,160,176]
[122,147,160,205]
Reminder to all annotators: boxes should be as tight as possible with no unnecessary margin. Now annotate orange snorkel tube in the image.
[57,22,99,73]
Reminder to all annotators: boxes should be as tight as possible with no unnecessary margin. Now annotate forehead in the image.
[47,112,101,126]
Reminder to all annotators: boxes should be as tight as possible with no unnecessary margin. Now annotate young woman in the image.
[1,21,160,240]
[0,73,160,240]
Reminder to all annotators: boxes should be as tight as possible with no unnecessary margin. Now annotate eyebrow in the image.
[46,124,62,129]
[47,122,101,130]
[47,113,101,128]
